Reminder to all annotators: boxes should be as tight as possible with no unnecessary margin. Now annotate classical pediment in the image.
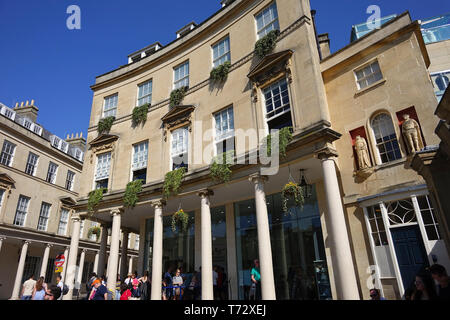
[248,50,293,85]
[88,134,119,149]
[161,105,196,141]
[0,173,15,188]
[60,196,77,206]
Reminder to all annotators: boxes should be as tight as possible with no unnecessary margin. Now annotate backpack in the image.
[62,284,69,295]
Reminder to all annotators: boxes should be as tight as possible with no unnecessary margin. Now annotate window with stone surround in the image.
[95,152,111,189]
[212,37,231,68]
[255,2,280,39]
[371,113,402,164]
[173,61,189,89]
[214,106,235,156]
[103,93,118,118]
[171,126,189,171]
[263,78,293,131]
[57,208,69,236]
[138,80,153,106]
[355,60,383,90]
[132,141,148,183]
[0,140,16,167]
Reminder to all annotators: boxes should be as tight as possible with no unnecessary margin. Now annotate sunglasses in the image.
[45,292,53,297]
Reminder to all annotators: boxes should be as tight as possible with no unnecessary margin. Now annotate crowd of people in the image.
[369,263,450,301]
[18,262,449,301]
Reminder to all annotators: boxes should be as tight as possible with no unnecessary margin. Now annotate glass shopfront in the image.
[144,211,195,276]
[235,186,332,300]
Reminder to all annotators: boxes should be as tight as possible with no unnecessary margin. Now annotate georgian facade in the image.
[0,101,139,300]
[69,0,449,300]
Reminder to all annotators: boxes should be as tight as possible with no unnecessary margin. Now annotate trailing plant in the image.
[97,116,115,134]
[123,179,144,208]
[281,182,305,213]
[210,150,234,183]
[210,61,231,82]
[132,104,149,127]
[87,226,101,241]
[169,86,188,108]
[171,208,189,233]
[87,188,107,213]
[163,167,186,199]
[263,126,293,159]
[254,30,280,59]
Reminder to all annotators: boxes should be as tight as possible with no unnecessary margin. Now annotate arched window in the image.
[371,113,402,164]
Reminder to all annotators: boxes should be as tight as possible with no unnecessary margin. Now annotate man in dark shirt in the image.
[91,279,108,300]
[430,264,450,300]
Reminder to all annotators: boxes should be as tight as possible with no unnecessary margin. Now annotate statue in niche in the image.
[355,135,371,170]
[402,114,422,154]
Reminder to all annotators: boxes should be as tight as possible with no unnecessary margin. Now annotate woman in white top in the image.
[172,269,184,300]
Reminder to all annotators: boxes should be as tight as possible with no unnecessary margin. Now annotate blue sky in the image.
[0,0,449,140]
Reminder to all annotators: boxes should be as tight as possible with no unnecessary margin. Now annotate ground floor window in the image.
[234,186,331,300]
[21,256,41,284]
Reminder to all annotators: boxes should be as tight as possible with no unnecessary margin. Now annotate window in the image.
[355,61,383,90]
[95,153,111,189]
[171,127,189,171]
[255,2,280,39]
[37,202,51,231]
[263,78,293,130]
[46,162,58,184]
[25,152,39,176]
[385,199,417,226]
[174,61,189,89]
[138,80,153,106]
[58,208,69,236]
[66,171,75,191]
[371,113,402,164]
[0,140,16,166]
[0,189,4,207]
[367,205,388,246]
[103,94,118,118]
[132,142,148,183]
[14,195,30,227]
[431,70,450,101]
[22,256,41,284]
[214,107,235,155]
[212,37,231,68]
[135,234,140,250]
[80,220,85,238]
[417,195,441,240]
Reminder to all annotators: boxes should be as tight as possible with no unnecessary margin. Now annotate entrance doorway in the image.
[391,225,429,291]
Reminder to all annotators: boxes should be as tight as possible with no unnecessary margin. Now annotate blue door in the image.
[391,226,429,291]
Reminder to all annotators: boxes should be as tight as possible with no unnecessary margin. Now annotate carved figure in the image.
[355,135,371,170]
[401,114,422,153]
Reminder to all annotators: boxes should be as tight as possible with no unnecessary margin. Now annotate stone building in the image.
[68,0,450,300]
[0,101,138,300]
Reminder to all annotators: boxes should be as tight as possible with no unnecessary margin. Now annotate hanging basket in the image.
[171,209,189,233]
[281,182,304,213]
[87,226,101,241]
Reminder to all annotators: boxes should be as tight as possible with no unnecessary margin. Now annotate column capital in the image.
[249,173,268,184]
[110,208,124,217]
[23,240,32,245]
[197,189,214,198]
[0,237,6,241]
[81,248,87,253]
[46,243,53,248]
[151,199,166,209]
[315,145,338,161]
[70,211,82,222]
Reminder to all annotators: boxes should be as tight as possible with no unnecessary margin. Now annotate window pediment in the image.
[248,50,293,85]
[88,134,119,164]
[162,105,196,141]
[0,173,16,189]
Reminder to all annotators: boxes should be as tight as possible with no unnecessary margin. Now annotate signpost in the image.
[55,254,65,274]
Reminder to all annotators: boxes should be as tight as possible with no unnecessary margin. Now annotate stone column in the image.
[93,251,99,275]
[318,150,360,300]
[11,240,30,300]
[40,244,53,278]
[128,256,133,274]
[75,249,86,293]
[61,247,70,282]
[97,223,108,277]
[64,212,82,300]
[249,173,276,300]
[120,230,129,280]
[151,200,165,300]
[106,208,123,299]
[199,189,214,300]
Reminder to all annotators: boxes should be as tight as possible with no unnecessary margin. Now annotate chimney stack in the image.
[65,131,87,152]
[14,100,39,123]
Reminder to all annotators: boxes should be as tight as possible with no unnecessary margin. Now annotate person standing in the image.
[44,285,62,301]
[89,279,108,300]
[86,272,97,300]
[138,271,151,300]
[411,272,438,300]
[21,275,36,300]
[172,269,184,300]
[32,277,46,300]
[251,259,261,300]
[164,267,173,301]
[56,275,64,300]
[430,264,450,300]
[369,288,386,300]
